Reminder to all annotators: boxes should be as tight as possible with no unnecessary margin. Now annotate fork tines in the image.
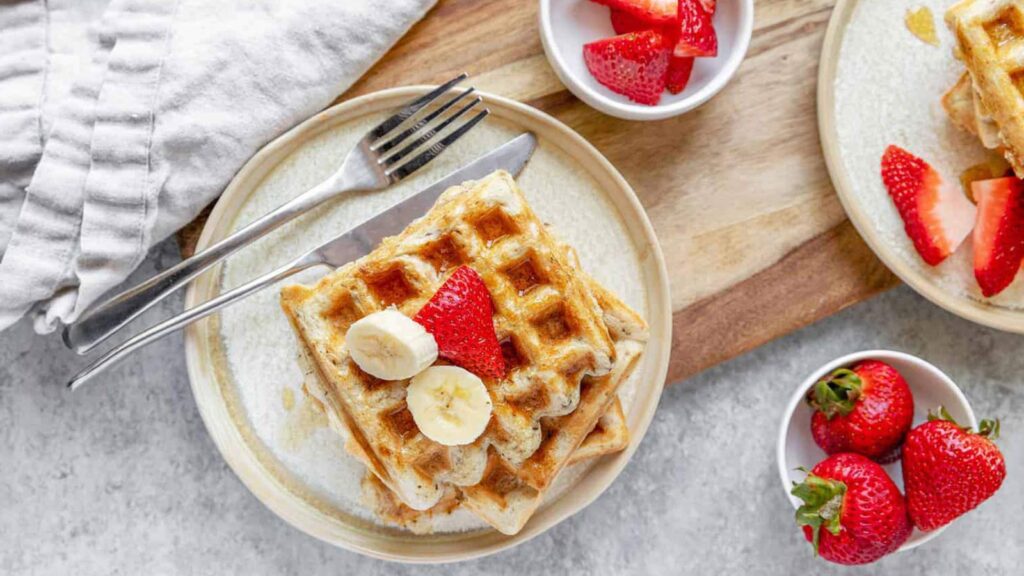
[366,73,490,183]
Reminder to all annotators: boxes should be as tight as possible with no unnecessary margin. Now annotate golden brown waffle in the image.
[943,72,983,137]
[294,243,641,535]
[943,72,1005,149]
[570,398,630,464]
[361,474,461,535]
[946,0,1024,174]
[360,399,629,535]
[356,275,642,535]
[279,171,617,514]
[458,275,646,534]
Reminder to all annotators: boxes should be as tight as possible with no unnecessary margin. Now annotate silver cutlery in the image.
[64,74,485,355]
[67,132,538,390]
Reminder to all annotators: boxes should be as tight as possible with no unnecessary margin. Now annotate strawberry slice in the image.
[667,56,695,93]
[609,9,694,94]
[610,8,652,34]
[675,0,718,57]
[583,30,671,105]
[592,0,677,26]
[972,177,1024,296]
[880,145,976,266]
[413,266,505,379]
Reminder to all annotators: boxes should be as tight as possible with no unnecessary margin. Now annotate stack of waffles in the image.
[943,0,1024,175]
[279,170,649,535]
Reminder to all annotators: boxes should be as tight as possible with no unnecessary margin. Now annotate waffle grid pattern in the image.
[279,171,643,534]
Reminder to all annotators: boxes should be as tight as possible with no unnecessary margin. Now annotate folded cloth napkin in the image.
[0,0,436,333]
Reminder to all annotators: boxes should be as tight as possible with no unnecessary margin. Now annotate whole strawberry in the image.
[414,266,505,379]
[807,360,914,461]
[902,408,1006,531]
[793,453,912,565]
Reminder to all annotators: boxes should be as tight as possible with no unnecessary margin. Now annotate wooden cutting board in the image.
[179,0,900,385]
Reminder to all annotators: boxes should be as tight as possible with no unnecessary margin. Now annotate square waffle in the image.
[458,272,646,533]
[279,171,620,522]
[359,399,631,535]
[353,268,644,535]
[946,0,1024,174]
[294,241,645,535]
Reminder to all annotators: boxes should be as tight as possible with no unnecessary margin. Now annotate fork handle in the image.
[67,251,324,390]
[64,175,347,355]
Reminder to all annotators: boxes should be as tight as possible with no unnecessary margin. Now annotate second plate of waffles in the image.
[820,0,1024,331]
[182,87,670,562]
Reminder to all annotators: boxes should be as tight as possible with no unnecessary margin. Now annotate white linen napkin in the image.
[0,0,436,333]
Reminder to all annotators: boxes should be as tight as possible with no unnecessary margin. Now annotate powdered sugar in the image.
[834,0,1024,306]
[215,111,648,533]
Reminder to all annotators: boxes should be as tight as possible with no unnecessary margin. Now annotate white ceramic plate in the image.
[539,0,753,121]
[183,87,671,563]
[819,0,1024,332]
[777,350,977,552]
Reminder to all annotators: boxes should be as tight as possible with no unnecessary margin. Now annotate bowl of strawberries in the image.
[777,350,1008,566]
[539,0,753,120]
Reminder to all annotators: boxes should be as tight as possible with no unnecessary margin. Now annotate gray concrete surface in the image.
[2,238,1022,575]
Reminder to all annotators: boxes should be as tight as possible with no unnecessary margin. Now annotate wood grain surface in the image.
[179,0,901,384]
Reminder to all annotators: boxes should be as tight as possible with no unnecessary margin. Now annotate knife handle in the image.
[66,251,325,390]
[63,177,344,355]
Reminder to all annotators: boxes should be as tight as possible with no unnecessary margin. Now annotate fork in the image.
[63,73,487,355]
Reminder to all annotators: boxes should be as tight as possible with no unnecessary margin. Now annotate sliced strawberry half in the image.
[593,0,678,26]
[667,56,695,93]
[972,177,1024,297]
[675,0,717,57]
[610,8,652,34]
[880,145,976,266]
[609,7,695,94]
[583,30,671,105]
[413,266,505,379]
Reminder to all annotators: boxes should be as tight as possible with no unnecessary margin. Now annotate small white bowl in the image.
[776,350,976,553]
[538,0,754,121]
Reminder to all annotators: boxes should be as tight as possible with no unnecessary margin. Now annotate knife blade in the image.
[315,132,537,267]
[66,132,539,390]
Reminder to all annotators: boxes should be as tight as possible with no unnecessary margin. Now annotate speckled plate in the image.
[182,87,671,563]
[819,0,1024,333]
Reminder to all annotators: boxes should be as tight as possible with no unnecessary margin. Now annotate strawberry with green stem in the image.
[902,407,1007,531]
[807,360,914,461]
[793,453,912,565]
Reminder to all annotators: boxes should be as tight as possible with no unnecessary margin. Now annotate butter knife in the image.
[67,132,538,390]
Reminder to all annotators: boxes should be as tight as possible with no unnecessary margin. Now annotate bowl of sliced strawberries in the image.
[777,350,1008,566]
[539,0,753,120]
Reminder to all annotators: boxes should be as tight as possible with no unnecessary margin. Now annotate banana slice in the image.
[406,366,493,446]
[345,309,438,380]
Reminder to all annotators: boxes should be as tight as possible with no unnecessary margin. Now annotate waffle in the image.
[279,171,618,518]
[459,274,646,534]
[360,399,630,535]
[356,273,643,535]
[943,72,1005,149]
[946,0,1024,174]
